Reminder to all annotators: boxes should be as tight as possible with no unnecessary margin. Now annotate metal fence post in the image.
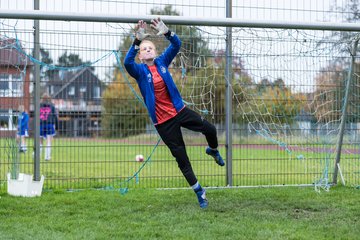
[225,0,233,186]
[33,0,41,181]
[333,38,359,184]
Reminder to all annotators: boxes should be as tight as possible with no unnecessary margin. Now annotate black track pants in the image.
[155,107,218,186]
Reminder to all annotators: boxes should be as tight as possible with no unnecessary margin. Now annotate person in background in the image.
[124,18,224,209]
[39,93,58,161]
[17,104,29,153]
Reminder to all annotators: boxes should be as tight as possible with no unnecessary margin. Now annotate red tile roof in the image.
[0,37,31,67]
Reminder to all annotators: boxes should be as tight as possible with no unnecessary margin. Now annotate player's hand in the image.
[151,17,169,35]
[135,20,150,41]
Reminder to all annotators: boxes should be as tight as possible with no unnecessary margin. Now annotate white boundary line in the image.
[337,163,346,186]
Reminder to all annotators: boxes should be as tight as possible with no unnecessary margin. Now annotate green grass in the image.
[0,186,359,239]
[1,136,360,190]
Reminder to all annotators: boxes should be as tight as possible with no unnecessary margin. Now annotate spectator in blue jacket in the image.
[17,104,29,153]
[124,18,225,208]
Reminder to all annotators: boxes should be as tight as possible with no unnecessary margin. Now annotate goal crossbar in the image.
[1,9,360,31]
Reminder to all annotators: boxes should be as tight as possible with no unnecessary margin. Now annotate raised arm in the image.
[151,18,181,67]
[124,20,149,79]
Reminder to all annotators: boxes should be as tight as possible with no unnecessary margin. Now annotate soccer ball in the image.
[135,154,144,162]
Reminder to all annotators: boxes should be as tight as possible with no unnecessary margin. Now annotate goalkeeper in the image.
[124,18,224,209]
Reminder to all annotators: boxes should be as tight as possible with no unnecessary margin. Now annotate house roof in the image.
[0,37,32,67]
[51,67,100,98]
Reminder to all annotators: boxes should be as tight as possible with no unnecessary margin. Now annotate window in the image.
[68,86,75,96]
[0,109,16,131]
[0,74,9,96]
[0,73,23,97]
[93,86,100,98]
[80,86,86,93]
[12,75,22,96]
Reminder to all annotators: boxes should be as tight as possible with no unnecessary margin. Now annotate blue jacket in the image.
[18,111,29,132]
[124,32,184,124]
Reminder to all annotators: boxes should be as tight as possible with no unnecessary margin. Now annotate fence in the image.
[1,0,360,191]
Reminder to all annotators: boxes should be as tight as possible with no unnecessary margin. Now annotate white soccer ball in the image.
[135,154,144,162]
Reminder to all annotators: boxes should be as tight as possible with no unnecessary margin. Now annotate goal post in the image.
[0,11,359,190]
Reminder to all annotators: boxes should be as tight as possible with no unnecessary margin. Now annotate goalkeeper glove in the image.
[135,20,150,41]
[151,17,169,35]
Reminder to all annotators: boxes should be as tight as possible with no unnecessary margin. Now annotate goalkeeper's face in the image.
[139,41,157,62]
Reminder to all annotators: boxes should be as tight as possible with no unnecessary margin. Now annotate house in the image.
[0,37,32,137]
[44,67,104,137]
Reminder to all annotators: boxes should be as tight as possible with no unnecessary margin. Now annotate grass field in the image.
[0,186,359,239]
[1,135,360,190]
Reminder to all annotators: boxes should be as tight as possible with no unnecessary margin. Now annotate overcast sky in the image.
[0,0,352,91]
[1,0,335,21]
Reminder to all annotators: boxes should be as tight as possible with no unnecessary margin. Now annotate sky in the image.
[0,0,335,21]
[0,0,354,92]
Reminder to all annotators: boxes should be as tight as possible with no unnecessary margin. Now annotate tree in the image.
[57,51,94,71]
[32,47,54,78]
[39,51,95,81]
[32,47,54,66]
[273,78,286,89]
[310,62,360,123]
[236,78,305,125]
[150,5,213,74]
[101,73,148,138]
[207,49,255,123]
[31,47,55,93]
[328,1,360,57]
[311,63,342,123]
[256,78,272,94]
[260,85,303,124]
[39,48,53,65]
[315,2,360,123]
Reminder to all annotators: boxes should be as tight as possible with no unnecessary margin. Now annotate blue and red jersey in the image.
[124,32,184,125]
